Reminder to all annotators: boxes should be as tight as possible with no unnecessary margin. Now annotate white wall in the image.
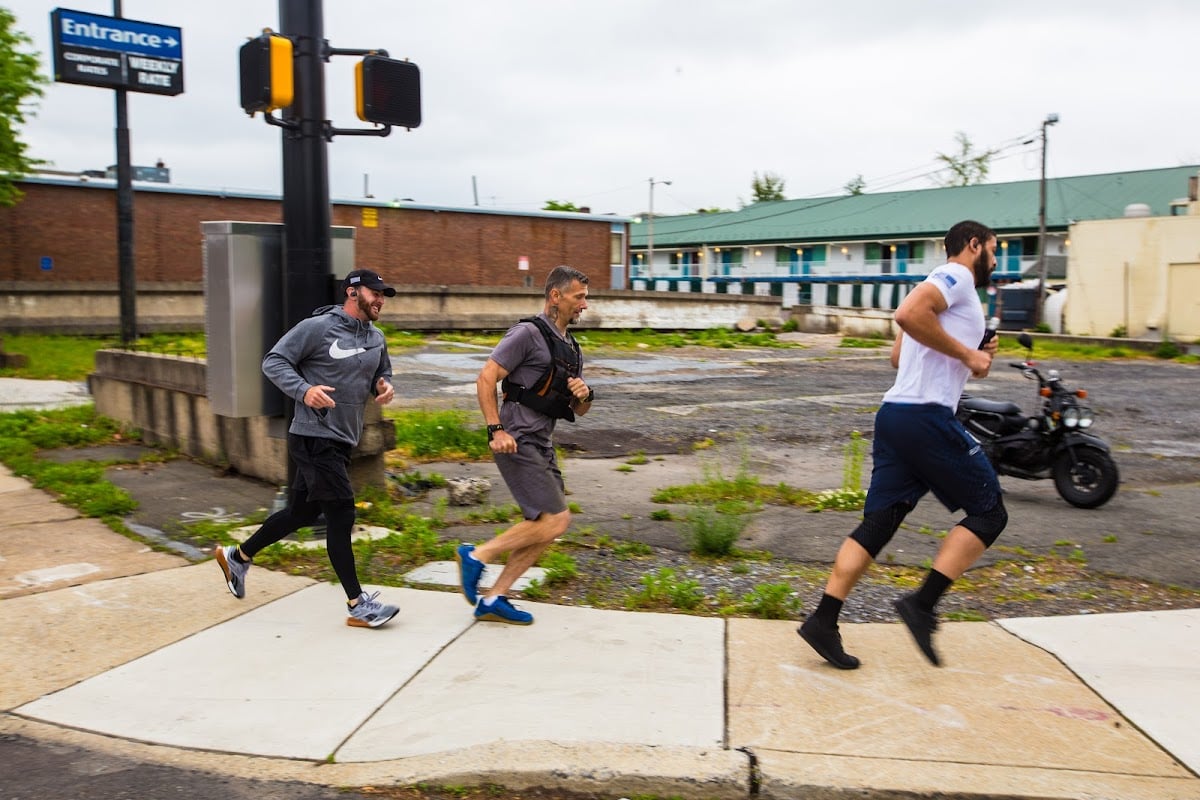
[1067,215,1200,339]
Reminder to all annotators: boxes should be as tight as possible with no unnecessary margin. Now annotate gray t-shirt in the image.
[490,314,584,446]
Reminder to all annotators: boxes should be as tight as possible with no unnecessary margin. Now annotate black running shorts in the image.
[288,433,354,502]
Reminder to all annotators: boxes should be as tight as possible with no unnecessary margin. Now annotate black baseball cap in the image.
[343,269,396,297]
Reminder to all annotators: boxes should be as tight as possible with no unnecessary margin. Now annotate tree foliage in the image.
[749,171,786,203]
[843,174,866,195]
[933,132,996,187]
[0,8,47,206]
[542,199,580,212]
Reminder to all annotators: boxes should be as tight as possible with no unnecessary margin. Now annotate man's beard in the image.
[973,248,992,289]
[356,294,380,320]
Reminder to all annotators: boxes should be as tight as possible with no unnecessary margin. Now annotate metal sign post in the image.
[50,5,184,344]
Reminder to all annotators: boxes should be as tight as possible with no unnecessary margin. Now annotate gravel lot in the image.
[395,333,1200,621]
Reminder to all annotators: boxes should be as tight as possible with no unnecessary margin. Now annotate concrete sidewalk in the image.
[1,467,1197,799]
[1,377,1198,796]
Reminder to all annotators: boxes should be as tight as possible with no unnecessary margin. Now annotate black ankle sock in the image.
[915,569,952,611]
[814,593,844,623]
[231,548,249,565]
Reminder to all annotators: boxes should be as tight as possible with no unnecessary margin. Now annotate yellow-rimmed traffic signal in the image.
[239,33,294,114]
[355,54,421,128]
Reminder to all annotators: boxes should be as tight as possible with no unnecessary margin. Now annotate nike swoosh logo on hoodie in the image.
[329,341,367,359]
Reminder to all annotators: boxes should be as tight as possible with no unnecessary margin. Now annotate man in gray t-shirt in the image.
[454,265,595,625]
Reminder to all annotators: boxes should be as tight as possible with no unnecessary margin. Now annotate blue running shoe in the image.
[474,595,533,625]
[455,543,485,605]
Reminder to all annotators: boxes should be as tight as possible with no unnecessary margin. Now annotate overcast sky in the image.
[9,0,1200,216]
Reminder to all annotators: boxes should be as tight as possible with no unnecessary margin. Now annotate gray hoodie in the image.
[262,305,393,446]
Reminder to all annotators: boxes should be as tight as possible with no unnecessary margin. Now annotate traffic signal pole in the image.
[276,0,331,496]
[278,0,332,331]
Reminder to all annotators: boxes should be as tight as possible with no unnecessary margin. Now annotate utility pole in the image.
[1033,113,1059,328]
[646,177,671,278]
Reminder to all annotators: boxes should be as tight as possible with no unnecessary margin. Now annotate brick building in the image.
[0,176,629,289]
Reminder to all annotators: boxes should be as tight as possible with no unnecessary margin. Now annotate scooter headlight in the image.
[1062,406,1080,428]
[1077,407,1094,429]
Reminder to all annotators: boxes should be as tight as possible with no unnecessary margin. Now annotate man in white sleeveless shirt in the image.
[799,220,1006,669]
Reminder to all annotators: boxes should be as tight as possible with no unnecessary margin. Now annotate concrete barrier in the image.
[88,350,394,489]
[1,283,783,334]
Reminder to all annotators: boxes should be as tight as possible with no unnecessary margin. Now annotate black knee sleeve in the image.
[958,499,1008,547]
[849,503,913,559]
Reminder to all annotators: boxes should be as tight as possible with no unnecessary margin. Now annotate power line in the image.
[801,129,1043,197]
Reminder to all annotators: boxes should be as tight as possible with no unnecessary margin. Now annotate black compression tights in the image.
[240,496,361,600]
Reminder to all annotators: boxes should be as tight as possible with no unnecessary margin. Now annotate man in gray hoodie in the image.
[214,269,400,628]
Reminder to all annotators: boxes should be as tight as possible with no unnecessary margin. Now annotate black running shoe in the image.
[797,616,860,670]
[894,592,941,666]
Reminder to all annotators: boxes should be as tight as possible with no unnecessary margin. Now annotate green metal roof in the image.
[631,166,1198,248]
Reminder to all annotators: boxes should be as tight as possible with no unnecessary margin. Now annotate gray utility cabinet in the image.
[203,221,356,418]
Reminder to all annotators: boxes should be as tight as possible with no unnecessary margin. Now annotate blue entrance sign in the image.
[51,8,184,95]
[56,8,181,58]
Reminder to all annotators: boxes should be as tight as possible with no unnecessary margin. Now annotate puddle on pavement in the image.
[391,352,759,379]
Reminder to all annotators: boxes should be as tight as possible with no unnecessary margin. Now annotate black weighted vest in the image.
[500,316,582,421]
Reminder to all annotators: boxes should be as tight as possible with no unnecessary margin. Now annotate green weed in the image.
[613,540,653,559]
[736,582,801,619]
[681,505,747,556]
[625,568,704,611]
[538,550,578,584]
[462,503,522,524]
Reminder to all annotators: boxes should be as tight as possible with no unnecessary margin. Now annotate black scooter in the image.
[957,333,1119,508]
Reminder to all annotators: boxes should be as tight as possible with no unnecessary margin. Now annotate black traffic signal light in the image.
[239,33,294,114]
[355,55,421,128]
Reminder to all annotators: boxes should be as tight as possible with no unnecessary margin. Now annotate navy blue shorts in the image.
[864,402,1001,515]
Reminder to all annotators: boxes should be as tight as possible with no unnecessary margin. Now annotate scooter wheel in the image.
[1052,447,1119,509]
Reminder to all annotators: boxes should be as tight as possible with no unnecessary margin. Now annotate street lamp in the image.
[1034,113,1059,327]
[647,177,671,276]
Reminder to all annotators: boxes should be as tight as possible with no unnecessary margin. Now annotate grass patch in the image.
[252,519,457,585]
[727,582,802,619]
[537,550,578,584]
[681,505,747,556]
[652,449,817,508]
[0,333,212,379]
[460,503,522,524]
[838,336,887,349]
[0,406,142,525]
[612,540,654,559]
[378,326,432,349]
[386,408,491,460]
[624,568,704,611]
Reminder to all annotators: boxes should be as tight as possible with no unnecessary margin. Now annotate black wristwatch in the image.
[487,423,505,441]
[582,388,595,403]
